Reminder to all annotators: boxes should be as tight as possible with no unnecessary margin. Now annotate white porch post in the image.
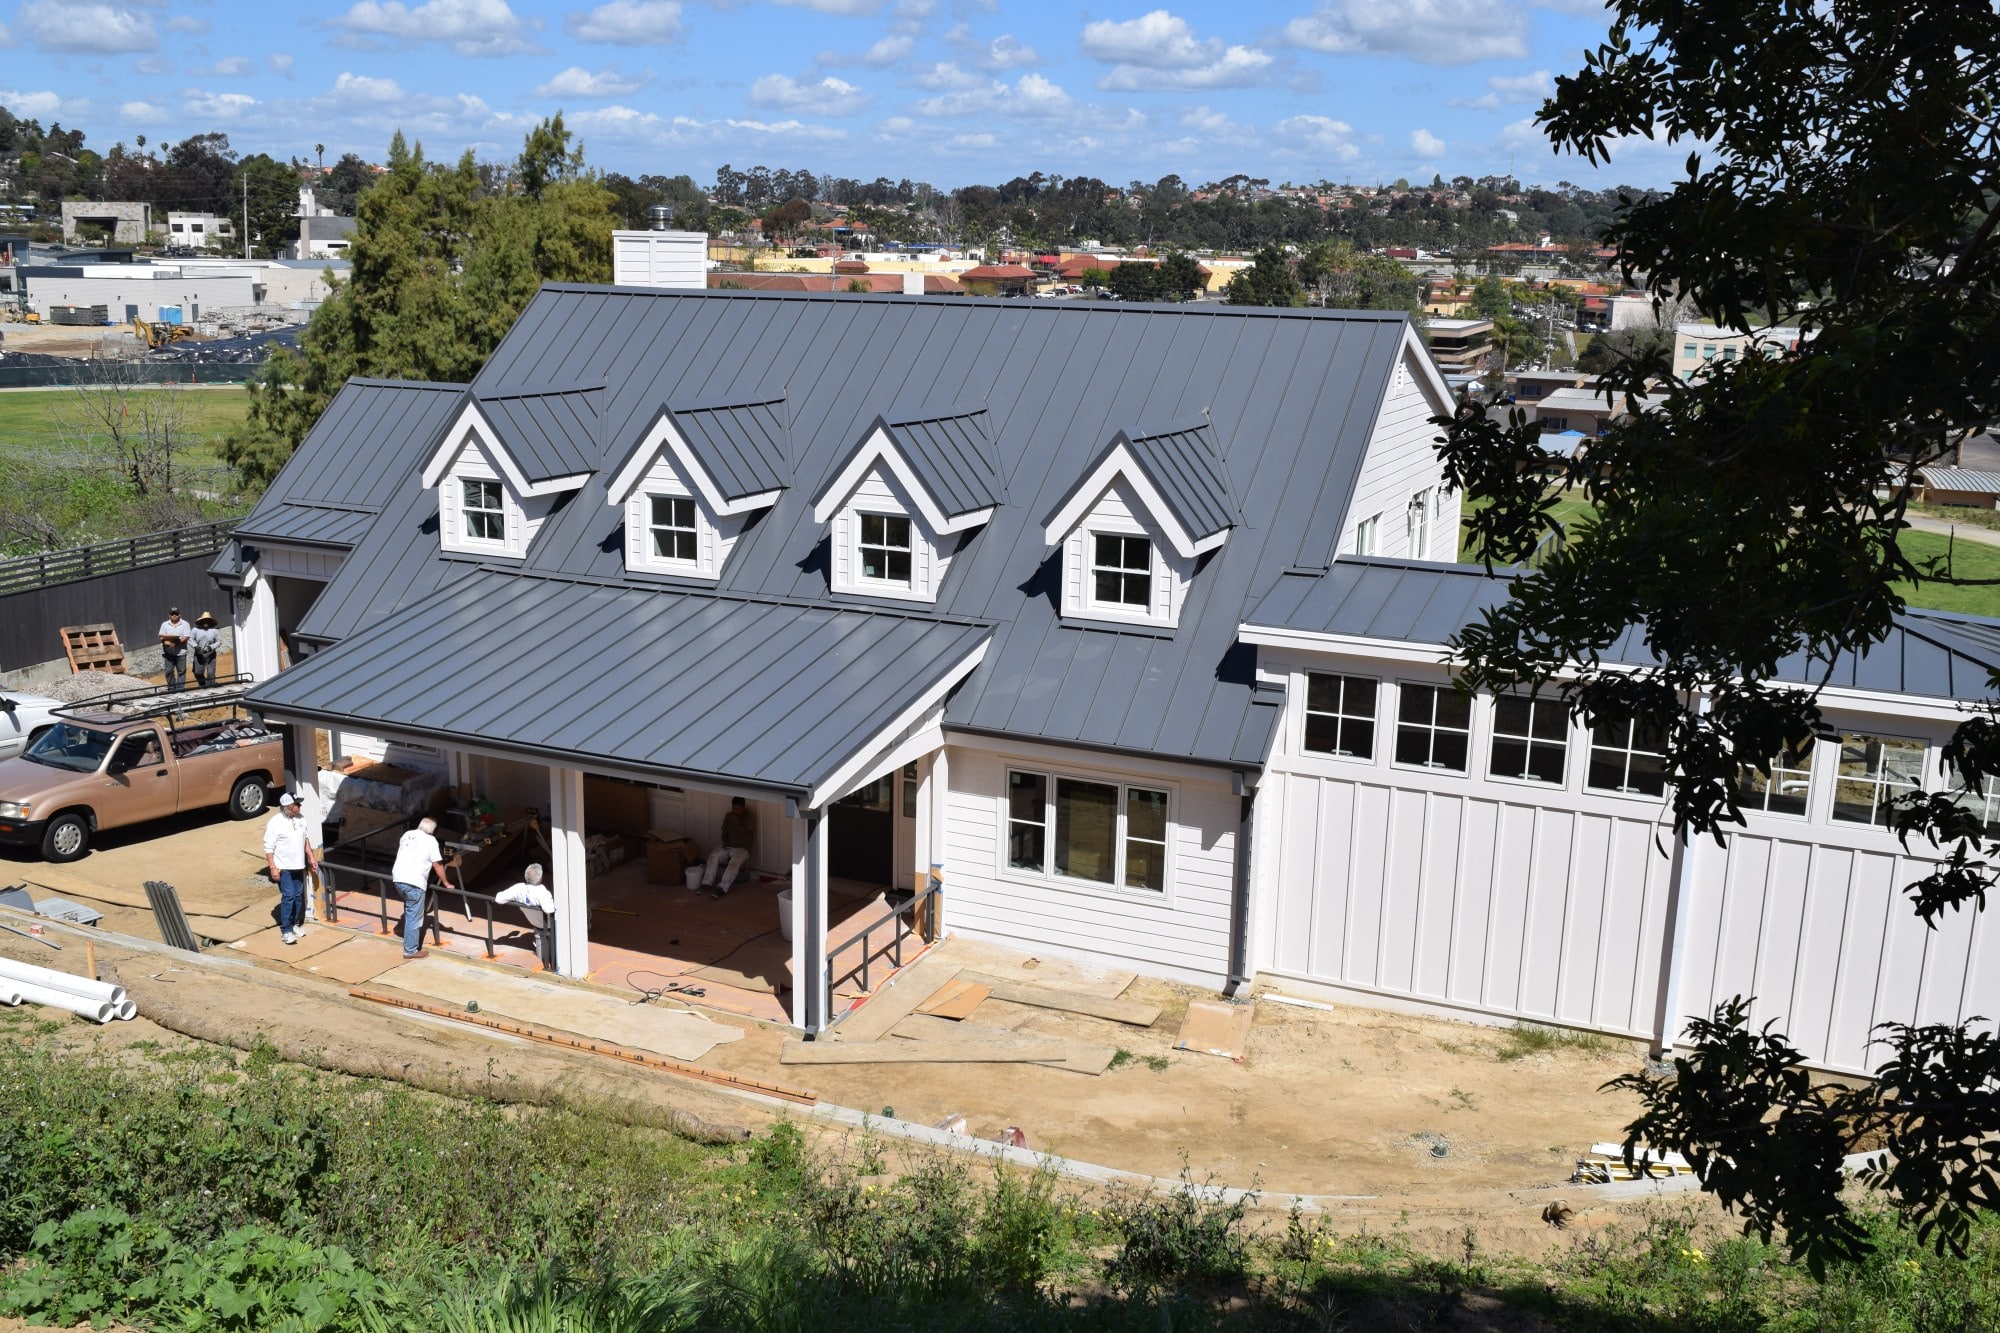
[233,568,281,682]
[926,747,949,935]
[912,753,934,889]
[547,764,590,978]
[789,804,829,1033]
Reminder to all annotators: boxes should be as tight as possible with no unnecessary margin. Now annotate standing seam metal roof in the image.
[273,289,1416,770]
[666,397,789,497]
[473,383,602,482]
[1247,557,2000,705]
[1124,421,1236,539]
[881,407,1001,517]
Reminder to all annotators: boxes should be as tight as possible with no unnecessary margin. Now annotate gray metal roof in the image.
[254,569,992,795]
[1919,467,2000,495]
[474,383,601,482]
[667,396,789,498]
[881,406,1001,518]
[1247,557,2000,705]
[1124,421,1235,540]
[215,378,467,577]
[276,288,1419,770]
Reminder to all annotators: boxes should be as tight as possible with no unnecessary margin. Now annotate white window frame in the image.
[1089,532,1154,613]
[1736,744,1817,820]
[1585,716,1668,798]
[1487,693,1572,787]
[1391,681,1473,774]
[1002,766,1173,898]
[1302,671,1378,761]
[1406,489,1432,559]
[1830,731,1926,828]
[646,494,700,566]
[460,477,507,547]
[856,511,915,588]
[1354,513,1380,556]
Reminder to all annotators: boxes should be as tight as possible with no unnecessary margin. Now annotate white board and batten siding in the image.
[940,740,1240,987]
[1251,648,2000,1073]
[1342,347,1460,560]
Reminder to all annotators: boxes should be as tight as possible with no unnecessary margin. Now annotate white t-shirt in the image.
[158,619,191,648]
[495,880,555,928]
[262,810,311,870]
[391,829,443,888]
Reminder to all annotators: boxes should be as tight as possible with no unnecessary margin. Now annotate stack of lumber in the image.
[779,949,1164,1076]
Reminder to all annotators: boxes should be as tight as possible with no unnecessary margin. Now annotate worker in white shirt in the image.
[389,817,447,960]
[495,863,557,969]
[157,607,192,692]
[261,792,317,945]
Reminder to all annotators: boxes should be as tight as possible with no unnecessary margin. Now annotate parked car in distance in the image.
[0,707,282,861]
[0,691,61,762]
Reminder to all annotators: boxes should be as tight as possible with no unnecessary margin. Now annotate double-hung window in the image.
[1737,744,1816,817]
[1586,717,1667,796]
[1407,490,1432,558]
[1304,672,1376,759]
[1007,768,1169,893]
[1831,733,1924,827]
[1354,514,1380,556]
[1489,694,1569,785]
[461,478,505,543]
[1394,683,1471,771]
[858,513,913,585]
[1948,760,2000,836]
[1091,534,1153,610]
[648,495,698,563]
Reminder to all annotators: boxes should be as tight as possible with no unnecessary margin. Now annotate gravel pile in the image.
[37,671,151,704]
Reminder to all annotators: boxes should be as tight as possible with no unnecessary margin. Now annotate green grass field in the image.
[0,385,249,468]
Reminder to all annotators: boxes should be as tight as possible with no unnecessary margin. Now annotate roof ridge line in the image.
[490,564,995,629]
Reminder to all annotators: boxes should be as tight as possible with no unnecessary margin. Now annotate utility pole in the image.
[242,173,250,260]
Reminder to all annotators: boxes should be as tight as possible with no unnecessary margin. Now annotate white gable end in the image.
[619,452,747,580]
[1341,332,1458,561]
[828,463,954,603]
[1057,476,1194,628]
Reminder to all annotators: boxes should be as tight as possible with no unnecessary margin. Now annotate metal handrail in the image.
[319,823,549,962]
[825,879,941,1003]
[0,520,232,594]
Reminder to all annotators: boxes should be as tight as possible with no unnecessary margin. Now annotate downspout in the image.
[1651,690,1710,1059]
[1224,771,1255,997]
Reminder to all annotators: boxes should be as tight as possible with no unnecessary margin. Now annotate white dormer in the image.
[421,397,593,560]
[810,409,1001,605]
[603,399,788,581]
[1041,423,1235,630]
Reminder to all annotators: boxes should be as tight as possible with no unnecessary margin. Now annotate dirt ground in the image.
[0,814,1721,1259]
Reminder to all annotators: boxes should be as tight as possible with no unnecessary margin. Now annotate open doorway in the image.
[828,775,894,885]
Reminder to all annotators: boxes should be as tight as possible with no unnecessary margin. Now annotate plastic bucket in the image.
[684,864,703,891]
[776,888,793,942]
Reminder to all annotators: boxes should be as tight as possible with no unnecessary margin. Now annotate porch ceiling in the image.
[247,568,991,799]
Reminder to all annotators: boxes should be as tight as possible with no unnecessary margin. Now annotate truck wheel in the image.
[228,775,270,820]
[41,812,90,862]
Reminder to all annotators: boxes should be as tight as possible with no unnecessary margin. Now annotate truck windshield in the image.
[23,723,116,772]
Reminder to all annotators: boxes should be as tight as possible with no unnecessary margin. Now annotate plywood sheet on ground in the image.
[890,1013,1116,1075]
[378,954,744,1062]
[931,937,1138,998]
[830,952,958,1041]
[684,930,792,992]
[20,871,274,919]
[229,926,349,962]
[781,1037,1073,1065]
[958,971,1161,1027]
[300,935,412,984]
[1174,998,1255,1060]
[917,978,990,1020]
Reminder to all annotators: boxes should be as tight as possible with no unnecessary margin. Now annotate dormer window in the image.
[648,496,698,563]
[1092,534,1152,609]
[859,514,914,586]
[1042,421,1236,630]
[462,479,506,544]
[603,396,790,582]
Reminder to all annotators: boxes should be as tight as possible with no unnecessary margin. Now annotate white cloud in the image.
[772,0,883,14]
[136,55,176,75]
[1451,67,1550,109]
[944,24,1039,69]
[1079,10,1211,68]
[817,33,913,67]
[532,65,649,97]
[267,53,296,77]
[191,56,255,77]
[1275,113,1360,160]
[909,61,981,90]
[0,22,11,48]
[561,104,848,145]
[181,89,260,120]
[119,100,166,121]
[1284,0,1527,65]
[912,72,1139,130]
[326,72,407,103]
[1097,45,1273,90]
[748,73,873,116]
[0,89,86,120]
[563,0,684,45]
[1411,128,1446,157]
[18,1,158,54]
[164,16,211,36]
[333,0,543,56]
[1179,104,1248,137]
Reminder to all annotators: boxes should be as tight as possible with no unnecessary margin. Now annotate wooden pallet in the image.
[61,623,125,674]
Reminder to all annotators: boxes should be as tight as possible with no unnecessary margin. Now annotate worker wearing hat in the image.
[157,607,191,692]
[262,791,317,945]
[188,611,222,690]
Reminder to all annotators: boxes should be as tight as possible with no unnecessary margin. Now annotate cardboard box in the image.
[645,833,700,886]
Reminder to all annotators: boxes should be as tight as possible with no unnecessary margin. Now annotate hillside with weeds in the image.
[0,1012,1995,1331]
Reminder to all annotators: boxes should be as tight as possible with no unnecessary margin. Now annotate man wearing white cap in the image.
[262,791,316,945]
[495,864,557,969]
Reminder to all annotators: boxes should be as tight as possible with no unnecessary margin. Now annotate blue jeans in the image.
[277,868,307,932]
[395,881,427,955]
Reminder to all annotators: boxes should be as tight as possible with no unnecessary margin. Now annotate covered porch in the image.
[247,572,990,1032]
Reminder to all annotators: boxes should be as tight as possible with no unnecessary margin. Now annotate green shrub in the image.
[1101,1172,1253,1295]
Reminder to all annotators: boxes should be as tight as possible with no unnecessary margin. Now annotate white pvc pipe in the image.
[0,957,125,1006]
[12,979,115,1023]
[113,997,136,1021]
[0,986,21,1006]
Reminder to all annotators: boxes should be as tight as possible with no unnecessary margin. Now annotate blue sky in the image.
[0,0,1682,190]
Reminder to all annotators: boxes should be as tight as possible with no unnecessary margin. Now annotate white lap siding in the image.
[1341,348,1456,560]
[941,741,1239,986]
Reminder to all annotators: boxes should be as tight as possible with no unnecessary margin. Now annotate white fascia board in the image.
[815,713,946,809]
[421,401,588,498]
[604,411,780,516]
[1041,442,1209,560]
[1238,624,1453,665]
[1402,322,1457,415]
[811,427,985,533]
[806,636,990,809]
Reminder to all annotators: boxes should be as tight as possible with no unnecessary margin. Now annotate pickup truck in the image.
[0,707,282,862]
[0,691,60,762]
